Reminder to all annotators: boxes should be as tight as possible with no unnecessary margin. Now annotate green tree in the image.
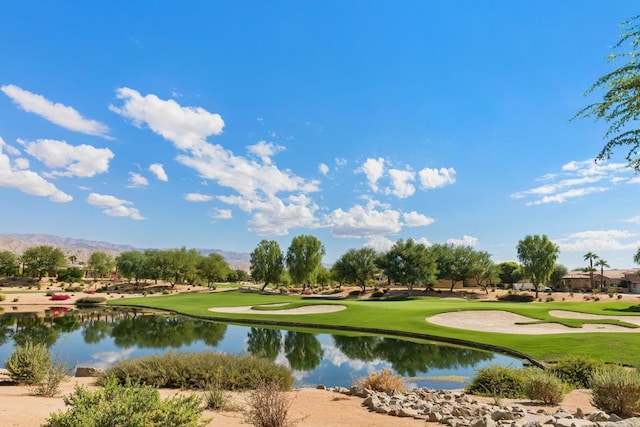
[250,240,284,291]
[0,251,19,276]
[378,239,436,296]
[584,251,599,290]
[516,235,559,299]
[635,247,640,266]
[497,261,524,289]
[116,251,147,284]
[143,249,171,284]
[285,235,325,290]
[332,247,378,292]
[573,15,640,170]
[198,253,230,288]
[549,264,568,290]
[87,251,115,278]
[20,246,66,279]
[594,258,610,290]
[429,243,477,293]
[470,251,497,294]
[227,269,250,282]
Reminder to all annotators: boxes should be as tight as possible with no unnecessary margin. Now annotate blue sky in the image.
[2,1,640,270]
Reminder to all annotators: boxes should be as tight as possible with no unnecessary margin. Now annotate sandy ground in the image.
[0,286,631,425]
[209,304,347,315]
[0,375,597,427]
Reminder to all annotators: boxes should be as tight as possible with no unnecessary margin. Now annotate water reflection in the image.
[0,309,521,389]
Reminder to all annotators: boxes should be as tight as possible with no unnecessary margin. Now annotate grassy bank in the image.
[110,291,640,366]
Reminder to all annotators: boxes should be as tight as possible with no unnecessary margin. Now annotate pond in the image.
[0,307,524,389]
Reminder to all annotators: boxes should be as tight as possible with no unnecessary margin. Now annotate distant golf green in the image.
[111,291,640,366]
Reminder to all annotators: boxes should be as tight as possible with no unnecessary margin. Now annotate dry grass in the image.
[356,369,406,393]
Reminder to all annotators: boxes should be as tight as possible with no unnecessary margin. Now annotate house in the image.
[562,268,640,292]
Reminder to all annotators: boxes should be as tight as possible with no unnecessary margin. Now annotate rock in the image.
[75,366,103,377]
[587,411,609,422]
[316,384,326,390]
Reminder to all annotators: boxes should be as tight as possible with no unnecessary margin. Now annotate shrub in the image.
[497,293,534,302]
[523,369,569,405]
[356,369,406,392]
[548,355,604,388]
[103,351,294,391]
[5,342,51,385]
[50,294,70,301]
[0,294,5,302]
[75,297,107,305]
[204,383,229,410]
[466,366,526,398]
[56,267,84,283]
[66,286,84,293]
[34,355,75,397]
[44,377,206,427]
[244,381,296,427]
[591,365,640,418]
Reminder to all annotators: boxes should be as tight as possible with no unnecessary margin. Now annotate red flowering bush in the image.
[50,294,70,301]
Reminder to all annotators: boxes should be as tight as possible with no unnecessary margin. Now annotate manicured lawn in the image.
[110,291,640,366]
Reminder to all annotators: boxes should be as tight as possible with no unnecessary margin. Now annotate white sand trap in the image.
[427,310,640,334]
[208,304,347,315]
[549,310,640,326]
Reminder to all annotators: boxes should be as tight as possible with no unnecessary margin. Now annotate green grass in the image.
[110,291,640,366]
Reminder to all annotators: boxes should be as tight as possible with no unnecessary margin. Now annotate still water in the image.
[0,307,524,389]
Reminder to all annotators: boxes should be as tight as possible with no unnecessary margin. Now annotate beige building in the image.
[562,269,640,293]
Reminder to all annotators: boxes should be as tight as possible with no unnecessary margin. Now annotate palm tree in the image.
[594,258,610,290]
[584,252,599,290]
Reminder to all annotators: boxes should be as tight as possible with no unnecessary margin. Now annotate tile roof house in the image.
[562,269,640,292]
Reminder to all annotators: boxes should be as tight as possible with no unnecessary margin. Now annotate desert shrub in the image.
[0,294,5,302]
[370,291,385,298]
[466,366,526,398]
[356,369,406,393]
[75,296,107,305]
[548,355,604,388]
[104,351,293,391]
[44,377,206,427]
[50,294,70,301]
[204,383,229,410]
[497,293,534,302]
[56,267,84,283]
[545,296,554,302]
[5,342,51,385]
[65,286,84,293]
[523,369,569,405]
[244,381,296,427]
[34,355,75,397]
[591,365,640,418]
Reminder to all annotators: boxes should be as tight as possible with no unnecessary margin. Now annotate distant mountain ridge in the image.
[0,233,251,270]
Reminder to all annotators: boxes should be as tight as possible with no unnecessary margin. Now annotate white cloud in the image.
[323,204,402,238]
[387,168,415,198]
[87,192,144,220]
[0,137,72,202]
[247,140,284,165]
[318,163,329,176]
[402,211,435,227]
[364,235,395,252]
[514,159,633,205]
[556,229,640,251]
[335,157,347,167]
[1,84,110,137]
[415,237,432,247]
[14,158,29,169]
[0,138,21,156]
[447,235,479,246]
[185,193,213,202]
[359,158,385,192]
[211,209,232,220]
[149,163,168,181]
[127,172,148,188]
[418,167,456,189]
[21,138,113,178]
[110,87,224,150]
[623,215,640,224]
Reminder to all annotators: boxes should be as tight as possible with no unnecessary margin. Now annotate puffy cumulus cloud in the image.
[149,163,168,181]
[127,172,148,188]
[184,193,213,202]
[318,162,329,176]
[358,157,385,192]
[387,168,415,198]
[86,192,144,220]
[364,235,396,252]
[14,158,29,169]
[556,229,640,251]
[109,87,224,150]
[211,209,232,220]
[20,138,113,178]
[513,159,635,205]
[402,211,435,227]
[418,167,456,189]
[415,237,432,247]
[0,138,21,156]
[1,84,110,137]
[247,140,284,165]
[447,235,479,247]
[323,204,402,238]
[230,194,318,236]
[0,137,72,202]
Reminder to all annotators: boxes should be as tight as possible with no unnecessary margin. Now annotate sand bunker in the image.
[426,310,640,334]
[208,304,347,315]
